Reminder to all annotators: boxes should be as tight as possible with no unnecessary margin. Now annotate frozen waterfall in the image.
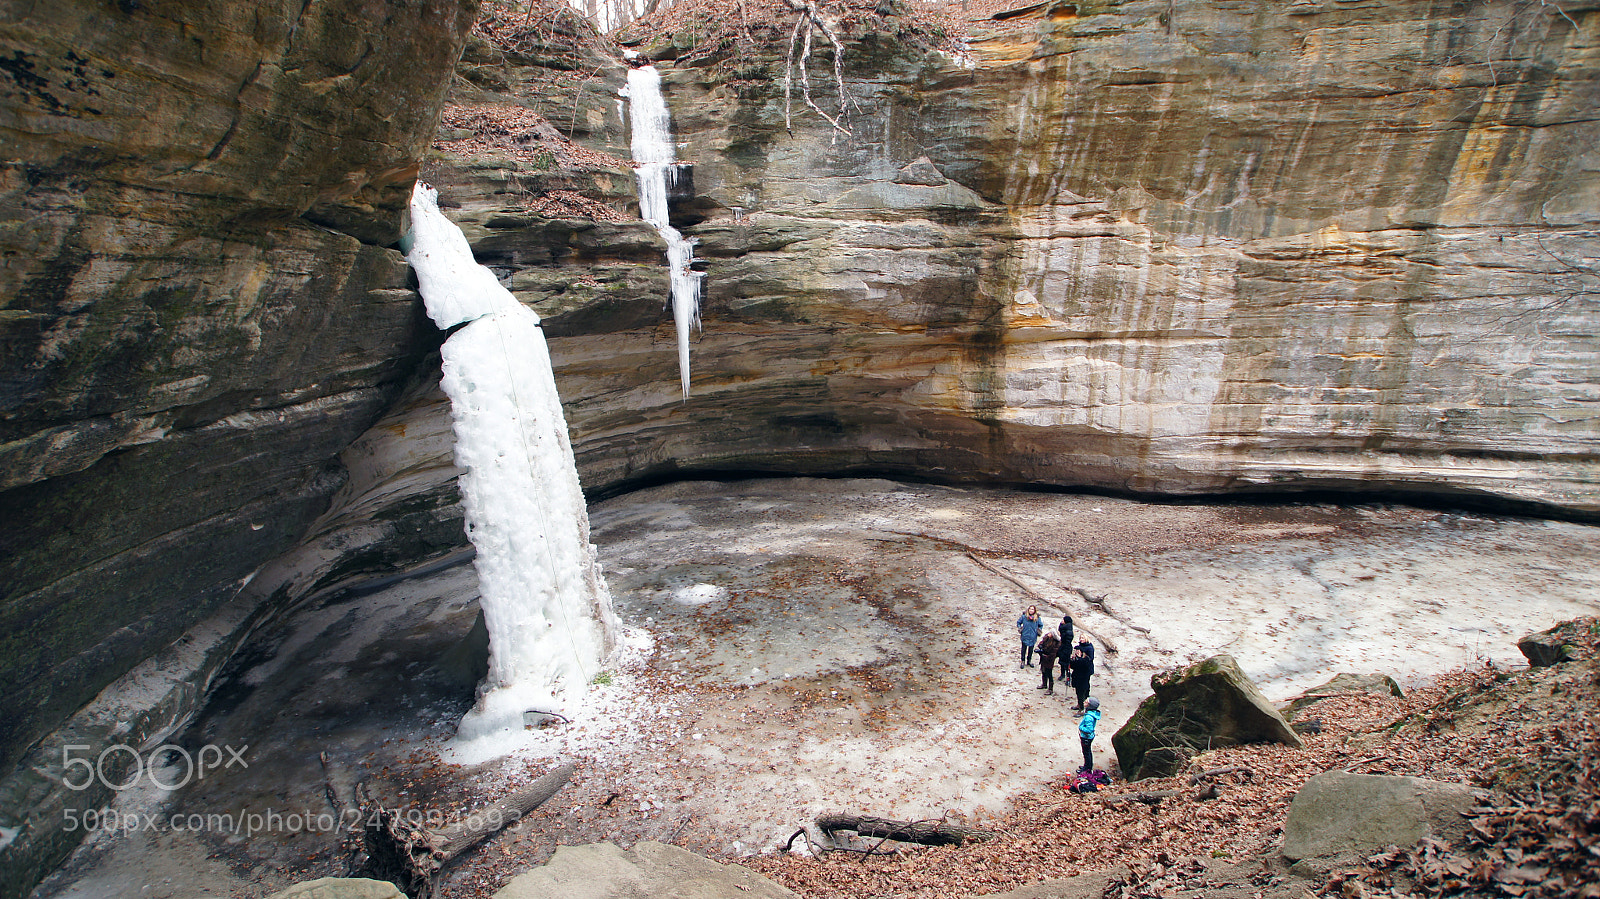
[568,0,656,33]
[627,65,704,399]
[403,183,619,755]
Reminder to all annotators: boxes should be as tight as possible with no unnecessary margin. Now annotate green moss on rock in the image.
[1113,653,1304,781]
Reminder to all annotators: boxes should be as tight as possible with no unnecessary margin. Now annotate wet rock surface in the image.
[0,0,476,794]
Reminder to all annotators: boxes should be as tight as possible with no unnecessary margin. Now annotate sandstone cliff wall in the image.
[440,0,1597,512]
[0,0,476,782]
[967,0,1600,505]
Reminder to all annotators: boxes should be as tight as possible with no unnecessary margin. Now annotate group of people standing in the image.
[1016,606,1095,710]
[1017,606,1102,772]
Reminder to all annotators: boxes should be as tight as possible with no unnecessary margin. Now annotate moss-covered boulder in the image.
[1112,654,1304,781]
[1517,618,1596,667]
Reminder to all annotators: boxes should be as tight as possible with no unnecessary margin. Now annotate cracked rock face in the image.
[433,0,1598,512]
[0,0,477,777]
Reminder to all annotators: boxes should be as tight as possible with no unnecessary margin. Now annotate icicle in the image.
[405,183,619,759]
[627,65,704,399]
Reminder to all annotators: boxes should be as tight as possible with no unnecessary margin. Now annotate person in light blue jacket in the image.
[1016,606,1043,668]
[1078,697,1101,772]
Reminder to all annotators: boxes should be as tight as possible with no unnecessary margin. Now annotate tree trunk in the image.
[816,813,995,846]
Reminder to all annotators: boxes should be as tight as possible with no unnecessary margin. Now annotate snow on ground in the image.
[557,478,1599,857]
[35,478,1600,899]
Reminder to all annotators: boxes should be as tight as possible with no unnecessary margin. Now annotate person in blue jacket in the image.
[1078,697,1101,772]
[1016,605,1043,668]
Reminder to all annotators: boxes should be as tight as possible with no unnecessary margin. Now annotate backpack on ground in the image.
[1062,769,1110,793]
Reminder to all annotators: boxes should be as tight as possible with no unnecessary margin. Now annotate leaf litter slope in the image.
[744,625,1600,899]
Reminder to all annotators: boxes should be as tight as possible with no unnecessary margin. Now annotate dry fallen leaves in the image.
[740,626,1600,899]
[432,104,632,222]
[415,623,1600,899]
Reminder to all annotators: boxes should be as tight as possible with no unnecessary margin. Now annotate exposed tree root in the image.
[357,761,576,899]
[780,0,857,138]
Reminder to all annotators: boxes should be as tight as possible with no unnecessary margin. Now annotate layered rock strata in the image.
[0,0,475,889]
[3,0,1597,889]
[431,0,1599,512]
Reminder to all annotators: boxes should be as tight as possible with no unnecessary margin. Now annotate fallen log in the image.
[960,553,1119,653]
[1099,789,1183,806]
[816,813,996,847]
[1189,765,1253,785]
[361,760,575,899]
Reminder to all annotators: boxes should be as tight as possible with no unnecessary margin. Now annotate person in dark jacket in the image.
[1016,606,1044,668]
[1068,637,1095,712]
[1057,615,1074,684]
[1035,631,1061,693]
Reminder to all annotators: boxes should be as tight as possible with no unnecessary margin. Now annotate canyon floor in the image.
[32,478,1600,899]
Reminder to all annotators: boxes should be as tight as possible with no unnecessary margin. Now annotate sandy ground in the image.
[33,478,1600,898]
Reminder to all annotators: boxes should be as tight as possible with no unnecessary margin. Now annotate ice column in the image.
[569,0,657,33]
[627,65,704,399]
[404,183,619,746]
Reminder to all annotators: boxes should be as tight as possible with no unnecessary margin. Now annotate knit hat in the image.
[1085,698,1100,710]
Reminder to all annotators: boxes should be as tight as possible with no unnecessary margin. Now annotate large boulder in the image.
[1517,618,1595,667]
[1279,672,1405,722]
[1113,654,1303,781]
[266,879,408,899]
[493,841,797,899]
[1281,771,1478,863]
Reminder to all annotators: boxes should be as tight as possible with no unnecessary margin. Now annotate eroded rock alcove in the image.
[1,0,1596,896]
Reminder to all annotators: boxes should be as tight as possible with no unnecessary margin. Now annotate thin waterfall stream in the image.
[627,64,704,399]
